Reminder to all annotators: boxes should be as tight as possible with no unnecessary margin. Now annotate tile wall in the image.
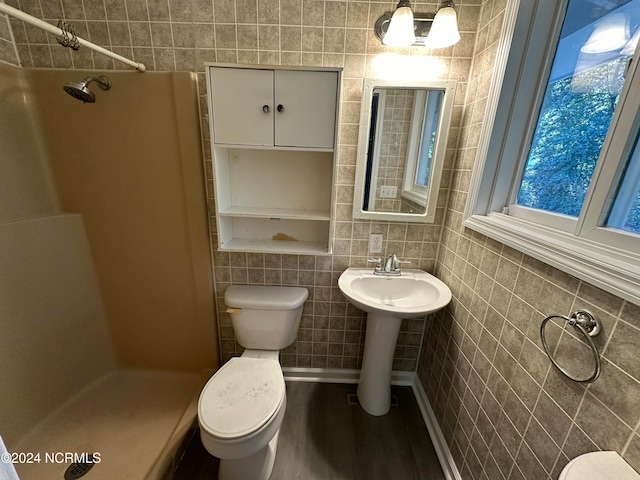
[193,0,477,368]
[0,11,18,64]
[417,1,640,479]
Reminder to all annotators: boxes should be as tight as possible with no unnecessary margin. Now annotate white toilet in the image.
[559,451,640,480]
[197,285,308,480]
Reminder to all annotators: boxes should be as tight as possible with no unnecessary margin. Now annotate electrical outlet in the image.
[369,233,383,253]
[380,186,397,198]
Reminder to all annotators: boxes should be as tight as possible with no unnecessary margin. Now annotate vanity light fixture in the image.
[374,0,461,49]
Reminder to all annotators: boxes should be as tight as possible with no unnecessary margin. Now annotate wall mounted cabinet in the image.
[206,64,341,254]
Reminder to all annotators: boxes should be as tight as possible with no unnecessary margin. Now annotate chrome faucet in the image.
[368,253,410,276]
[383,253,398,273]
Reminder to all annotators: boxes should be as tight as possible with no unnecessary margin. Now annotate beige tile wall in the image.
[192,0,477,367]
[417,1,640,479]
[0,12,18,64]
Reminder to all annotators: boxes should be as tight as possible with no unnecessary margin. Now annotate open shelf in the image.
[219,238,330,254]
[218,216,331,254]
[218,206,331,221]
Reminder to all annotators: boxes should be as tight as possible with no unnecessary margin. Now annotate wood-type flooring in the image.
[172,382,446,480]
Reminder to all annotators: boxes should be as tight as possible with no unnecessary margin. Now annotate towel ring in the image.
[540,310,601,383]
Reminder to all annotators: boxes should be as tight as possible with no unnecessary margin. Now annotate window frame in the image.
[464,0,640,306]
[402,89,446,207]
[402,90,430,207]
[366,89,385,211]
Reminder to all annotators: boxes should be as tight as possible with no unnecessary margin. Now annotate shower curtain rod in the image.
[0,3,146,72]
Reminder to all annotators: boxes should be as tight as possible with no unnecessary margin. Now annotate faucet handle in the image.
[367,257,382,271]
[392,256,411,271]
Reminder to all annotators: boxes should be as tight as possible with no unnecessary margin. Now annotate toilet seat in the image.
[198,357,285,441]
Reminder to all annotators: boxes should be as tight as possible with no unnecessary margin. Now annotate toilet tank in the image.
[224,286,309,350]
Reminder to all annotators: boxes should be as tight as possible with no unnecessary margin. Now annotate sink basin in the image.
[338,267,452,416]
[338,268,451,318]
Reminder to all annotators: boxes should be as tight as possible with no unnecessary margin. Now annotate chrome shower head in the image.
[63,75,112,103]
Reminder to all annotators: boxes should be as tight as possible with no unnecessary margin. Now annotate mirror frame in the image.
[353,78,457,223]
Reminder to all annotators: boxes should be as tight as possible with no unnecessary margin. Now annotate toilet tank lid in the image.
[560,452,640,480]
[225,286,309,310]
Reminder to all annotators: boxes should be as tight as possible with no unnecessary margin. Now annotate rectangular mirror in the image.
[353,78,457,223]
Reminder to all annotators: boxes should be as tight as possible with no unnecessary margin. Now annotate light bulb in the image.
[425,6,460,49]
[383,5,416,47]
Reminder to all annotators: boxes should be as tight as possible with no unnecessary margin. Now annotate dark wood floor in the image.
[173,382,445,480]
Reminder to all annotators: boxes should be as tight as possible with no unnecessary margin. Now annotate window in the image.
[402,89,444,206]
[607,133,640,233]
[465,0,640,305]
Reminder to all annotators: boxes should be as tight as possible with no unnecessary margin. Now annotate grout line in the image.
[623,416,640,455]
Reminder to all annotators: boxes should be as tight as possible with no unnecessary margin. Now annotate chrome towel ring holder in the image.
[540,310,602,383]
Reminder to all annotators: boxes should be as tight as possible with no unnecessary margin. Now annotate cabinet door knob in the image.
[262,105,270,113]
[277,104,284,112]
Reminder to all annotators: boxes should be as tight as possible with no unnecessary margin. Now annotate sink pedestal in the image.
[338,267,452,417]
[357,312,403,416]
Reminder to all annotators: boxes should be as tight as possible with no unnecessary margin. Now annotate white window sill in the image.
[463,213,640,306]
[401,189,427,207]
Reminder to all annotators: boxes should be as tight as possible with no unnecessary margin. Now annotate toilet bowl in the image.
[559,451,640,480]
[198,351,286,479]
[197,285,308,480]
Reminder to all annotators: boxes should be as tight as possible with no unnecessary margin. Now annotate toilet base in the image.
[218,430,280,480]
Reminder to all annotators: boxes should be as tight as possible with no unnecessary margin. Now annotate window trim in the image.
[402,90,430,207]
[578,56,640,246]
[367,89,385,212]
[463,0,640,306]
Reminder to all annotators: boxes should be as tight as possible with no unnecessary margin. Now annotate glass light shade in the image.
[581,13,629,54]
[425,6,460,48]
[383,6,416,47]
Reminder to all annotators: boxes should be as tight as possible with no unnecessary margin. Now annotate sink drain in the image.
[64,455,97,480]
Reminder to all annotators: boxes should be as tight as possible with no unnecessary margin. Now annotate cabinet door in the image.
[209,67,274,146]
[274,70,338,149]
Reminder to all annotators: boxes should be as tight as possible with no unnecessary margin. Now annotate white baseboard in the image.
[282,367,415,386]
[282,367,360,384]
[409,375,463,480]
[282,367,461,480]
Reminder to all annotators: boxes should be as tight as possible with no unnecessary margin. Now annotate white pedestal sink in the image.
[338,268,452,416]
